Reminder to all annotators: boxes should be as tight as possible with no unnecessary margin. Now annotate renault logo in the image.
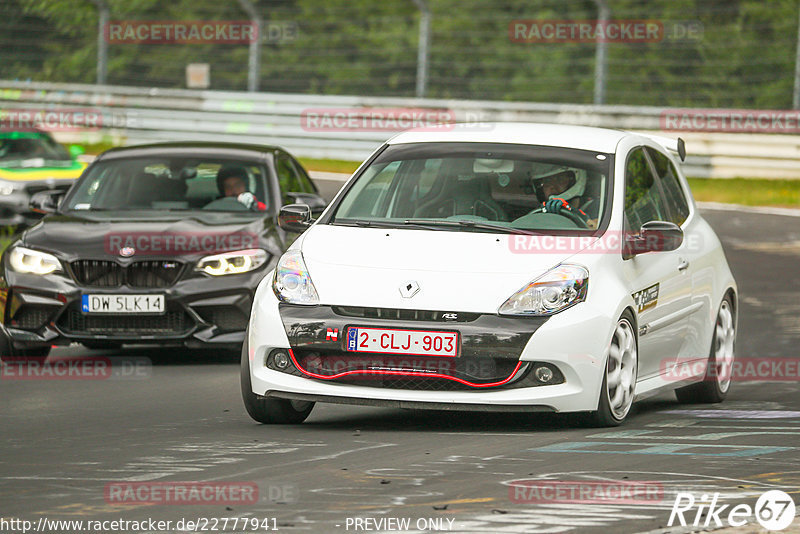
[399,280,420,298]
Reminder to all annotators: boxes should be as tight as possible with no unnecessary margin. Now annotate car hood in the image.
[299,224,593,313]
[21,213,275,261]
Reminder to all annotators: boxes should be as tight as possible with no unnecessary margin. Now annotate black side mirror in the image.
[286,192,327,215]
[29,190,65,214]
[278,203,312,233]
[625,220,683,257]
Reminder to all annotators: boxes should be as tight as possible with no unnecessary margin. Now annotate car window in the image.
[64,157,268,212]
[646,147,690,226]
[624,147,669,233]
[331,143,611,233]
[0,132,70,162]
[276,153,315,202]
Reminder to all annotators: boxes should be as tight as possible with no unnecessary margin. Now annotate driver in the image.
[533,170,597,228]
[217,166,266,211]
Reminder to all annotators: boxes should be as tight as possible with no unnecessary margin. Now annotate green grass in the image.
[687,178,800,208]
[297,157,361,174]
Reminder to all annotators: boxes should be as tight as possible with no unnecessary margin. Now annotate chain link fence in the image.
[2,0,799,108]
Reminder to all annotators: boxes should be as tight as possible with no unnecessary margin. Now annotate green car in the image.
[0,130,86,226]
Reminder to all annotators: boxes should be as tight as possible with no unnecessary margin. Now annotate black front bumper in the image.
[272,304,561,391]
[1,266,266,350]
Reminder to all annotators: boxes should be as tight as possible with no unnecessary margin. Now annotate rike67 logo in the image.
[669,490,796,531]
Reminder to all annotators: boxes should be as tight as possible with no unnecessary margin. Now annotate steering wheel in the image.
[528,204,589,228]
[202,196,250,211]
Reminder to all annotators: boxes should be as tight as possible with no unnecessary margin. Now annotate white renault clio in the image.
[241,123,737,426]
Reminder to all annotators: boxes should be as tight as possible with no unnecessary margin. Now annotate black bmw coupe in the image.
[0,142,327,359]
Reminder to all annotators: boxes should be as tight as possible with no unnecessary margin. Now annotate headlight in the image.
[498,264,588,316]
[8,246,62,275]
[273,250,319,305]
[0,180,15,196]
[195,249,267,276]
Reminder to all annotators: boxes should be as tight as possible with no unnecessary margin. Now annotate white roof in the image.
[387,122,629,153]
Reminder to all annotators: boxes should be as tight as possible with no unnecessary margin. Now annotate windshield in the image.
[330,142,612,233]
[63,156,269,213]
[0,132,71,164]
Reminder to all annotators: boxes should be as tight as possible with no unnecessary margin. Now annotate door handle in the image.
[677,259,690,271]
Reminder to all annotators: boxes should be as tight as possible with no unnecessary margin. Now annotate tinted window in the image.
[276,153,315,202]
[624,148,668,233]
[65,157,268,212]
[331,142,611,233]
[646,147,690,225]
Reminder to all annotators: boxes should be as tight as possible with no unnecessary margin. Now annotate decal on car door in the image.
[632,283,660,313]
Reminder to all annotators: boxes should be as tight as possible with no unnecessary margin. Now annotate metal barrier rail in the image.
[3,80,800,178]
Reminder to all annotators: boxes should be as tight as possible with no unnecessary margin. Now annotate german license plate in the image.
[81,294,165,314]
[346,327,458,357]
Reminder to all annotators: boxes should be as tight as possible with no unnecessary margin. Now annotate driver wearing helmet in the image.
[533,169,597,228]
[217,166,266,211]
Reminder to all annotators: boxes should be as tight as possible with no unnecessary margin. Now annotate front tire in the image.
[675,295,735,404]
[240,333,314,424]
[589,312,638,427]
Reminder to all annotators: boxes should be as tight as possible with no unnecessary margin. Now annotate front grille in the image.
[10,305,55,330]
[71,260,123,287]
[333,307,479,322]
[71,260,183,288]
[291,350,524,390]
[58,305,192,335]
[126,260,182,288]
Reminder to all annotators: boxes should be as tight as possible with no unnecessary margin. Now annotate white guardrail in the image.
[3,80,800,179]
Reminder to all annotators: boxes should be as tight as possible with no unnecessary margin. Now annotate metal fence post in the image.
[794,2,800,109]
[593,0,609,105]
[412,0,430,98]
[90,0,109,85]
[237,0,261,92]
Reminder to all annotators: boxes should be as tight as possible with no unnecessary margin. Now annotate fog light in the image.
[534,365,554,383]
[273,351,290,370]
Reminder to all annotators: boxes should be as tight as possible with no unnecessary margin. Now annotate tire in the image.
[82,342,123,351]
[240,333,314,424]
[589,311,638,427]
[675,295,735,404]
[1,345,51,362]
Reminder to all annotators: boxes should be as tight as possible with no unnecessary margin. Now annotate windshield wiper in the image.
[403,219,541,235]
[331,219,446,231]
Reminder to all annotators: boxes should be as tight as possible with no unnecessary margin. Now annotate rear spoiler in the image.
[633,133,686,162]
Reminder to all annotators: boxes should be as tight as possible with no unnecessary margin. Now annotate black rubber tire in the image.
[675,295,734,404]
[588,310,638,427]
[240,333,314,424]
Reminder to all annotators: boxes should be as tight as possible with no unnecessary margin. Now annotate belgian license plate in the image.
[346,327,458,357]
[81,294,165,314]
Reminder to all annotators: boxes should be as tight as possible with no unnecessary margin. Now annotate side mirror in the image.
[286,192,327,215]
[625,220,683,257]
[278,203,312,233]
[68,144,85,160]
[29,190,65,214]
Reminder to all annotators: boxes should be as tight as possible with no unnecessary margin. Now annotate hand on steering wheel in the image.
[542,197,589,227]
